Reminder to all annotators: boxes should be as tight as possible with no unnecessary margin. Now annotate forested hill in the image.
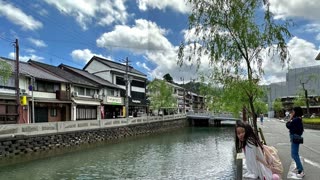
[178,81,202,95]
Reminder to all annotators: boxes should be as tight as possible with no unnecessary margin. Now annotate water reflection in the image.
[0,126,236,179]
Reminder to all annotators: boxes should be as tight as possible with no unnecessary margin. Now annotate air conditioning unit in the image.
[93,94,99,99]
[19,89,27,96]
[72,91,78,97]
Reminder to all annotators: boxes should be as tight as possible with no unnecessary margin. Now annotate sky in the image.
[0,0,320,85]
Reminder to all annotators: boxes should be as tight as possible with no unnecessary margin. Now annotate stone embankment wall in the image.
[0,118,187,160]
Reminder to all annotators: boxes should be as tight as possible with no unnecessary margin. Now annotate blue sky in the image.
[0,0,320,85]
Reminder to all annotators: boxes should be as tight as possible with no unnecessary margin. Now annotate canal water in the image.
[0,125,236,179]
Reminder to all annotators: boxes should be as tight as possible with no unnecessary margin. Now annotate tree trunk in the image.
[305,89,310,117]
[249,96,258,137]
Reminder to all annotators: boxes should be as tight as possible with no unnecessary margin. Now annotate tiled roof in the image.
[0,57,68,83]
[86,56,147,77]
[28,60,98,88]
[59,64,121,89]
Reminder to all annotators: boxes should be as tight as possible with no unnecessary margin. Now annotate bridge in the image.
[186,112,241,126]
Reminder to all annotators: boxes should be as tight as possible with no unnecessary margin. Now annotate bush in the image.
[303,118,320,125]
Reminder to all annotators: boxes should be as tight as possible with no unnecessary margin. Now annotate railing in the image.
[186,112,234,118]
[0,114,187,138]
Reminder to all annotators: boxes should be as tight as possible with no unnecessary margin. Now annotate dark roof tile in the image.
[87,56,147,77]
[29,60,98,88]
[0,57,68,83]
[59,64,121,89]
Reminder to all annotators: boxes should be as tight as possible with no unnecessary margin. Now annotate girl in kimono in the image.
[236,120,280,180]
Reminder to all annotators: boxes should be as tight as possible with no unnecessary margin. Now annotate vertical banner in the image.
[122,106,126,117]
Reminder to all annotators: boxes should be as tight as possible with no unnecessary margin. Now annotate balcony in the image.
[56,90,71,101]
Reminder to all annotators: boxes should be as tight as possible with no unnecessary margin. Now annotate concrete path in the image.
[260,118,320,179]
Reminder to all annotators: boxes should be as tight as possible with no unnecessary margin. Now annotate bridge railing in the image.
[187,111,235,118]
[0,114,187,138]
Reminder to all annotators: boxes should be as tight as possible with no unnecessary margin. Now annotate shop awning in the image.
[73,99,101,105]
[32,98,72,104]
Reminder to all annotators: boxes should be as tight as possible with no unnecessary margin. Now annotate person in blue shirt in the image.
[286,106,305,178]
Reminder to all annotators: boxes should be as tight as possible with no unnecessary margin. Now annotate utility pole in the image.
[125,57,129,118]
[14,39,20,122]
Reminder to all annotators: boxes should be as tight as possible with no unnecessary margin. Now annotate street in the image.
[260,118,320,179]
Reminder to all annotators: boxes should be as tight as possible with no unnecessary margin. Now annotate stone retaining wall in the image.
[0,118,187,161]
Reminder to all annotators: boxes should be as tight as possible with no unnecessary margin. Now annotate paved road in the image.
[260,118,320,179]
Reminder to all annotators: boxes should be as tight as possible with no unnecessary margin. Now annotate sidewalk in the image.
[259,118,320,179]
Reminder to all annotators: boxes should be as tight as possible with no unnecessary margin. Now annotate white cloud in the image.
[269,0,320,20]
[146,45,212,83]
[304,24,320,41]
[28,38,47,47]
[0,1,42,30]
[24,48,36,53]
[95,18,209,82]
[43,0,129,30]
[96,19,172,53]
[261,37,320,84]
[9,52,44,62]
[136,62,151,71]
[70,49,110,63]
[137,0,191,14]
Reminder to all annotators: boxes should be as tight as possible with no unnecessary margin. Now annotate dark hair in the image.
[293,106,303,118]
[235,120,263,152]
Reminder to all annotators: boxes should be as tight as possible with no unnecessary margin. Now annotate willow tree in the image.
[178,0,291,133]
[148,79,177,114]
[199,83,223,113]
[0,60,12,85]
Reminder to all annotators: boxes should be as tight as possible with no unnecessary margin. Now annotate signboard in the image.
[106,96,122,105]
[20,96,27,105]
[132,99,141,103]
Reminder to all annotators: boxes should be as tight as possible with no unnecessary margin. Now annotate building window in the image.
[0,76,15,87]
[116,76,125,86]
[131,80,145,88]
[76,106,97,120]
[35,80,59,92]
[131,91,145,99]
[74,86,95,96]
[50,108,57,117]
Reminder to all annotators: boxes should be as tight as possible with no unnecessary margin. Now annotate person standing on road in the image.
[260,113,264,125]
[286,106,305,178]
[236,121,280,180]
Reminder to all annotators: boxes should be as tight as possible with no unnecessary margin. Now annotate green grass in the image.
[303,118,320,125]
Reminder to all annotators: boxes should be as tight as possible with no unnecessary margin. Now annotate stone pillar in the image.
[71,104,77,121]
[97,105,101,120]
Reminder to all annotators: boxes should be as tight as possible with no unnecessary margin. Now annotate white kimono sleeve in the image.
[244,144,273,180]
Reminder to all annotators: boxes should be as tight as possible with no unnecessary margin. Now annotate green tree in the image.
[254,100,268,115]
[299,74,317,117]
[178,0,291,134]
[163,73,173,83]
[198,76,223,113]
[148,79,176,114]
[219,78,265,119]
[273,98,283,118]
[0,60,12,85]
[293,91,306,107]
